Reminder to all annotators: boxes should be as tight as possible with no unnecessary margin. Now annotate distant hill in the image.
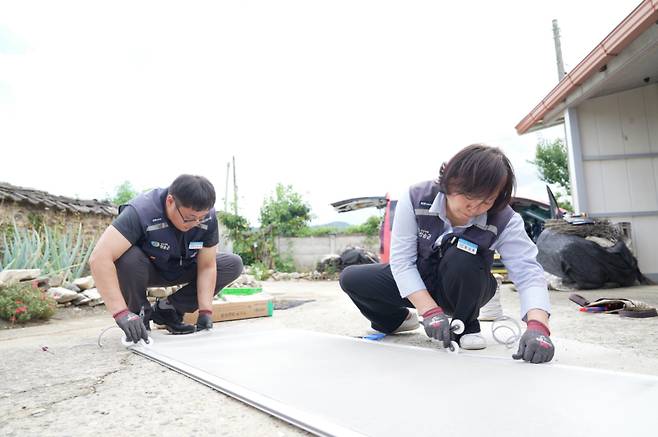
[312,221,350,229]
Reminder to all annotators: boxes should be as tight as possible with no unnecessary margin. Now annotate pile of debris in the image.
[0,269,183,307]
[316,247,379,274]
[0,269,104,306]
[537,218,651,290]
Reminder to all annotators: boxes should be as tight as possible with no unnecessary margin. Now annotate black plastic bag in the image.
[536,229,648,289]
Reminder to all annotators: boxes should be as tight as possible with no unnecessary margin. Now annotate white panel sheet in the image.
[645,84,658,153]
[600,160,631,211]
[583,161,605,212]
[619,87,651,154]
[627,158,658,210]
[132,329,658,437]
[578,100,600,157]
[594,94,623,156]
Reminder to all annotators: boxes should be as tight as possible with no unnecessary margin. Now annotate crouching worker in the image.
[339,144,554,363]
[90,174,243,343]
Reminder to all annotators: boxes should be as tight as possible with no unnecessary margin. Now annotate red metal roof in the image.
[516,0,658,135]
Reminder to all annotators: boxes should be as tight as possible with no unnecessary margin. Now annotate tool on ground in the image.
[569,293,657,318]
[446,319,464,353]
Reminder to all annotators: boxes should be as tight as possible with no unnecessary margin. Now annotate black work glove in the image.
[196,310,213,331]
[513,320,554,364]
[421,307,451,348]
[114,309,149,344]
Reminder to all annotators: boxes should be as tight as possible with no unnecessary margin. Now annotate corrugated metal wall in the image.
[576,83,658,276]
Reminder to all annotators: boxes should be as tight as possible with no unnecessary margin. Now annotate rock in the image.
[25,277,50,290]
[72,293,91,306]
[82,288,104,306]
[147,287,170,298]
[73,276,95,290]
[48,272,65,288]
[62,283,81,293]
[46,287,79,303]
[228,274,261,288]
[0,269,41,286]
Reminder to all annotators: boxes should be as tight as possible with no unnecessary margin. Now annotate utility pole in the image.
[552,18,586,213]
[224,161,230,212]
[552,19,566,80]
[232,155,238,215]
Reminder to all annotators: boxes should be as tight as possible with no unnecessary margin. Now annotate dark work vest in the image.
[120,188,217,281]
[409,180,514,293]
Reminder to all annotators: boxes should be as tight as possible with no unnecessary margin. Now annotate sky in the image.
[0,0,643,226]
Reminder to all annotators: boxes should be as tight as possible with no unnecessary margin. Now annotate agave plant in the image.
[42,224,97,282]
[1,220,43,271]
[0,221,97,281]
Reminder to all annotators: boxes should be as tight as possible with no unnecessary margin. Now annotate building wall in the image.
[576,83,658,277]
[276,235,379,272]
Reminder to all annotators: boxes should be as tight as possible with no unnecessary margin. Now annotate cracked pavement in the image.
[1,280,658,436]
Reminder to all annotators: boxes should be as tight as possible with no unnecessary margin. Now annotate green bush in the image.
[250,262,271,281]
[345,216,381,237]
[297,226,341,237]
[0,283,56,324]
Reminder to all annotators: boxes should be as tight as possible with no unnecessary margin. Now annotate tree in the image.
[259,184,311,237]
[111,181,139,205]
[217,211,257,266]
[529,138,573,211]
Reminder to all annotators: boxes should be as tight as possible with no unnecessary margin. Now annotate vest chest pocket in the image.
[147,241,172,263]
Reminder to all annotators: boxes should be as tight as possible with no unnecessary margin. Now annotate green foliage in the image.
[297,226,340,237]
[111,181,139,205]
[274,251,296,273]
[259,184,311,237]
[217,211,257,266]
[250,261,271,281]
[530,138,570,193]
[298,216,381,237]
[0,221,97,282]
[0,283,56,323]
[345,215,381,236]
[529,138,573,211]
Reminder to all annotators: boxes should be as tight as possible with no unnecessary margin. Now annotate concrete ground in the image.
[2,280,658,436]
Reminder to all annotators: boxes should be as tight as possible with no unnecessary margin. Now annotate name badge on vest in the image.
[189,241,203,250]
[456,238,478,255]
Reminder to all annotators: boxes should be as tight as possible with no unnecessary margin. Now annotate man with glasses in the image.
[90,174,243,342]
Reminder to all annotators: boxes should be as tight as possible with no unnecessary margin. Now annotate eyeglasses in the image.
[173,199,206,224]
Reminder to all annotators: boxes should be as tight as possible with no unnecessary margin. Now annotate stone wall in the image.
[0,201,113,238]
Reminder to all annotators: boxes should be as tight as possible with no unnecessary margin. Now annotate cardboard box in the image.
[183,293,273,324]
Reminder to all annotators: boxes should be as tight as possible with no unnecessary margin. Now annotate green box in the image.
[221,287,263,296]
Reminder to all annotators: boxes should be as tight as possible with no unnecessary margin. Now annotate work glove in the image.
[513,320,554,364]
[196,310,213,331]
[421,307,451,348]
[114,309,150,344]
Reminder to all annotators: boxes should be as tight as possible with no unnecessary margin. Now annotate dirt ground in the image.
[1,280,658,436]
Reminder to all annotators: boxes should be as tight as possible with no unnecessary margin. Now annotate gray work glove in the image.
[196,310,213,331]
[513,320,554,364]
[421,307,451,348]
[114,309,150,344]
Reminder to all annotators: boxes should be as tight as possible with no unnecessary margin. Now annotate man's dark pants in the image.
[115,246,243,321]
[339,244,496,337]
